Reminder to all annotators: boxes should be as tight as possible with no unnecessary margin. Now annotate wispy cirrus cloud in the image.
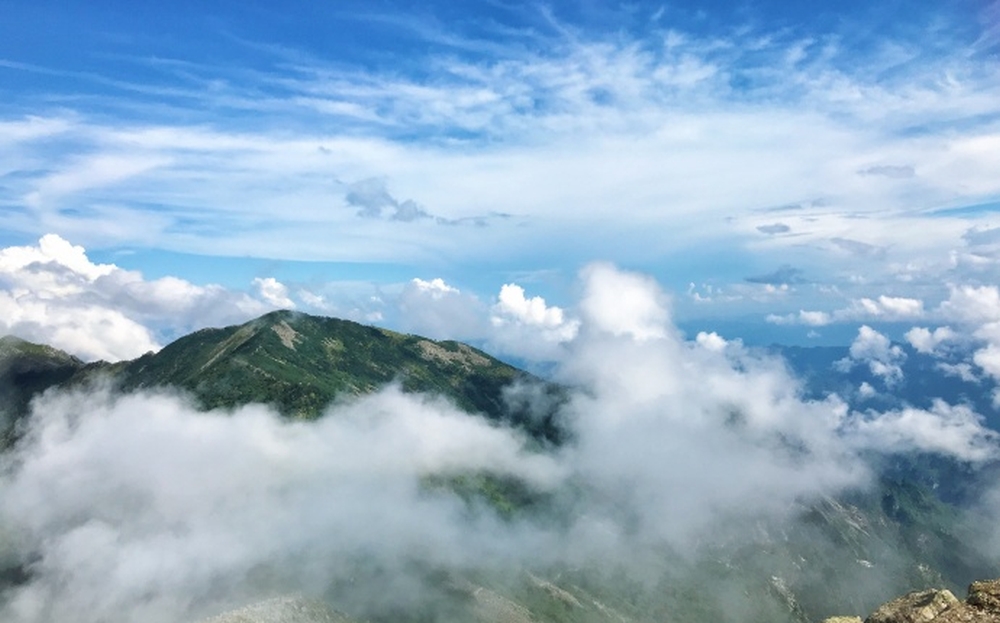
[0,3,997,320]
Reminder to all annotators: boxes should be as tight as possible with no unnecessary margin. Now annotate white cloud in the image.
[767,295,924,327]
[939,285,1000,325]
[905,326,957,354]
[695,331,728,352]
[4,262,1000,623]
[296,289,333,312]
[0,12,997,290]
[937,362,979,383]
[395,278,488,341]
[253,277,295,309]
[493,284,567,330]
[800,310,833,326]
[843,401,1000,463]
[410,277,459,298]
[766,310,832,326]
[578,263,670,341]
[858,382,876,398]
[845,325,906,384]
[851,295,925,320]
[973,344,1000,381]
[23,153,170,209]
[0,236,282,361]
[487,284,579,360]
[0,386,563,623]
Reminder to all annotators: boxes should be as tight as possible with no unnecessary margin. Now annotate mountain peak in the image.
[39,312,543,427]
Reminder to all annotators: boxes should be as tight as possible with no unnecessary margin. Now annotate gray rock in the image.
[865,589,958,623]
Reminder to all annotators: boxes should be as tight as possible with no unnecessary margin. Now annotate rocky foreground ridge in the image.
[826,579,1000,623]
[198,579,1000,623]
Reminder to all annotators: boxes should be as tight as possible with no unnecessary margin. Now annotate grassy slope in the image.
[110,310,544,427]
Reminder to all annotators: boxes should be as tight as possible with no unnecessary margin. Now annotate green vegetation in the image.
[114,311,532,421]
[422,471,546,519]
[0,311,563,445]
[0,335,84,446]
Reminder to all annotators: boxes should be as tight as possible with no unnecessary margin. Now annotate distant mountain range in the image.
[1,312,998,623]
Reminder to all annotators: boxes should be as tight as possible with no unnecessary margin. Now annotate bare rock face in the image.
[857,580,1000,623]
[866,589,959,623]
[968,581,1000,612]
[198,596,356,623]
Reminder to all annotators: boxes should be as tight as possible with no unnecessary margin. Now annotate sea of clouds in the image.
[2,260,999,623]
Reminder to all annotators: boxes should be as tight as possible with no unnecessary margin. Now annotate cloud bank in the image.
[2,264,998,623]
[0,236,287,361]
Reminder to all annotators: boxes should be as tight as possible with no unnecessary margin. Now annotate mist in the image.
[1,264,997,623]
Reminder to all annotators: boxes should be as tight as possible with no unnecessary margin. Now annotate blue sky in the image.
[1,0,1000,357]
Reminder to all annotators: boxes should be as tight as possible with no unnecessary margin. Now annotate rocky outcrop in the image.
[866,589,959,623]
[828,580,1000,623]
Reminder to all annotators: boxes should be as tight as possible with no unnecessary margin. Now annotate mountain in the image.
[0,335,84,446]
[0,310,562,444]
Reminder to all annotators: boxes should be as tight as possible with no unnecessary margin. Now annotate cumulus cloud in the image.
[850,296,924,320]
[578,263,670,340]
[838,325,906,384]
[844,401,1000,462]
[939,285,1000,325]
[695,331,728,352]
[487,284,579,360]
[493,284,568,331]
[253,277,295,309]
[410,278,458,298]
[767,309,833,326]
[395,277,488,341]
[767,295,924,327]
[0,236,282,361]
[905,326,958,354]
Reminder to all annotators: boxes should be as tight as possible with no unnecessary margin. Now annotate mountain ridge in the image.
[0,310,562,444]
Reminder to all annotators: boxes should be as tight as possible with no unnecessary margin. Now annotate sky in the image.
[5,5,1000,620]
[2,0,1000,357]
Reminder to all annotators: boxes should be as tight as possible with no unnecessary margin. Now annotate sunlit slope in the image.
[107,310,545,426]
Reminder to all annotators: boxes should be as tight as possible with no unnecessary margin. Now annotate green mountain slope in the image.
[111,310,544,425]
[0,311,560,441]
[0,335,84,446]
